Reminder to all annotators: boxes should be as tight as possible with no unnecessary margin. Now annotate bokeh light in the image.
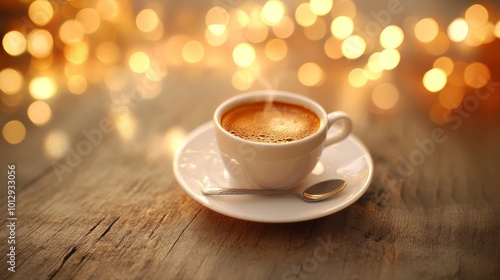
[67,75,88,94]
[129,51,151,73]
[372,83,399,110]
[233,8,251,28]
[297,62,324,87]
[205,29,228,46]
[44,130,70,159]
[423,68,447,92]
[465,4,488,28]
[324,37,343,59]
[3,121,26,145]
[245,21,269,43]
[331,16,354,40]
[206,6,229,35]
[364,65,383,81]
[295,3,317,27]
[304,18,327,40]
[265,39,288,61]
[310,0,333,16]
[414,18,439,43]
[3,31,27,56]
[448,18,469,42]
[0,69,24,95]
[28,0,54,26]
[27,29,53,58]
[29,76,57,100]
[76,8,101,34]
[163,35,190,66]
[464,62,490,89]
[136,9,159,33]
[182,40,205,63]
[495,21,500,38]
[96,42,121,64]
[439,85,465,109]
[59,20,85,44]
[433,56,454,76]
[380,25,404,49]
[367,52,383,73]
[273,16,295,38]
[142,20,164,41]
[261,0,286,26]
[163,127,187,157]
[464,20,495,47]
[342,35,366,59]
[348,68,367,88]
[379,48,400,70]
[424,32,450,55]
[27,101,52,126]
[233,43,256,67]
[232,70,255,91]
[0,0,499,146]
[64,42,89,65]
[97,0,120,21]
[114,112,137,141]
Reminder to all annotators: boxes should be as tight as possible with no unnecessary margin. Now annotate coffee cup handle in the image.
[325,111,352,146]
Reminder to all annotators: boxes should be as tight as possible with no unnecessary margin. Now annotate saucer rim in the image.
[173,121,374,223]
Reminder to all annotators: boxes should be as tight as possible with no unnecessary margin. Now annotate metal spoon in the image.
[201,179,347,202]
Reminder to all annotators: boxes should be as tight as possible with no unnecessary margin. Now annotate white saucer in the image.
[173,122,373,223]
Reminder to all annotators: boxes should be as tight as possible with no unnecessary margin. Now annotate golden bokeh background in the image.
[1,0,500,147]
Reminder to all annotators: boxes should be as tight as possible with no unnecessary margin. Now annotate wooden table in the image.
[2,1,500,279]
[2,65,500,279]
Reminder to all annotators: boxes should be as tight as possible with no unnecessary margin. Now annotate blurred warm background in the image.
[1,0,500,148]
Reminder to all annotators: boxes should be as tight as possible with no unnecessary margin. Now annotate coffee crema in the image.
[221,101,320,143]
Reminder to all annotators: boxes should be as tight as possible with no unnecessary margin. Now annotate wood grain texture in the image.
[1,64,499,280]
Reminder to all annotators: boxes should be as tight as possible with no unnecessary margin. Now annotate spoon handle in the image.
[201,187,290,196]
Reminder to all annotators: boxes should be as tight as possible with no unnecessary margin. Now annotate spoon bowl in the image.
[201,179,347,202]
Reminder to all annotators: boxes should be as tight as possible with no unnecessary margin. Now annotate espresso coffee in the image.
[221,101,320,143]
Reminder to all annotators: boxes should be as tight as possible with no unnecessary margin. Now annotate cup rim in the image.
[214,90,328,147]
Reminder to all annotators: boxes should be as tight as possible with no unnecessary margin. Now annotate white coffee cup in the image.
[213,90,352,190]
